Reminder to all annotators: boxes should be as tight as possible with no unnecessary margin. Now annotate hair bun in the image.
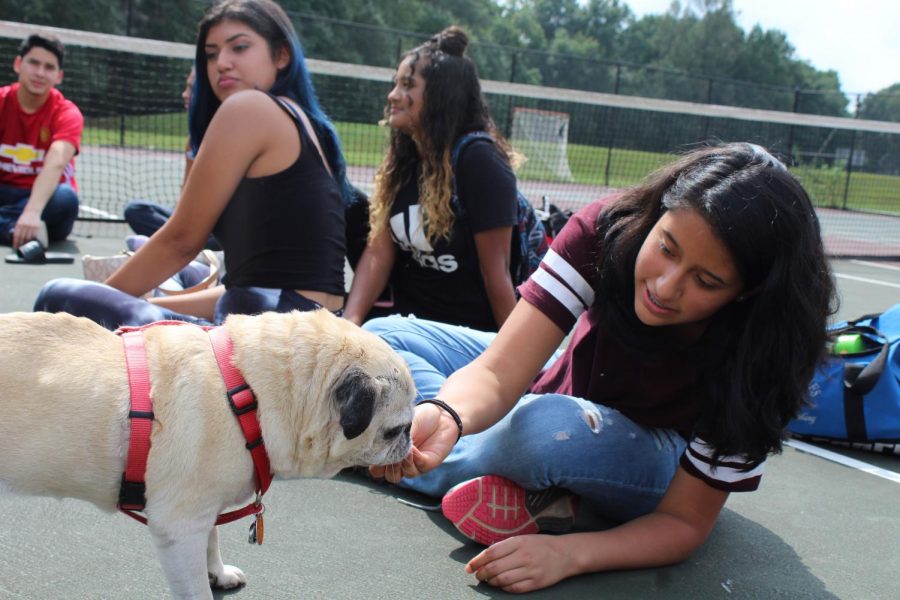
[432,26,468,57]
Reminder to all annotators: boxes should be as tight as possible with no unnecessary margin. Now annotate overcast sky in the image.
[623,0,900,96]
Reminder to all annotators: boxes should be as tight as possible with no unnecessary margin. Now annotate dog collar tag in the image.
[248,513,264,545]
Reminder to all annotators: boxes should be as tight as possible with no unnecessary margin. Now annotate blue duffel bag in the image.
[788,303,900,453]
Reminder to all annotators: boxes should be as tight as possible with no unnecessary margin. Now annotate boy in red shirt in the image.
[0,34,82,250]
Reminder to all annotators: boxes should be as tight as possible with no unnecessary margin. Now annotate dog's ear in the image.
[334,369,376,440]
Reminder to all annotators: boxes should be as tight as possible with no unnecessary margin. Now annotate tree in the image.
[527,0,582,41]
[580,0,633,59]
[0,0,860,122]
[858,83,900,122]
[0,0,202,41]
[0,0,124,34]
[857,83,900,174]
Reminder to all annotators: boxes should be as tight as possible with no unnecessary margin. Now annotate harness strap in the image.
[116,321,272,527]
[207,326,273,496]
[121,493,263,526]
[118,329,154,510]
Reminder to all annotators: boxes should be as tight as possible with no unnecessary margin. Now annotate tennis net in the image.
[2,21,898,258]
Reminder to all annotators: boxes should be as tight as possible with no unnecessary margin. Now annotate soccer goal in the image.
[510,107,575,182]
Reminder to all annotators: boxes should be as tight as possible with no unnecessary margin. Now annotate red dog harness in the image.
[115,321,272,543]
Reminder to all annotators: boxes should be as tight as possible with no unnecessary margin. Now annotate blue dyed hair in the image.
[188,0,351,202]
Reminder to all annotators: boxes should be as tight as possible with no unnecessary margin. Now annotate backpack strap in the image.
[449,131,495,218]
[451,131,494,167]
[449,131,548,287]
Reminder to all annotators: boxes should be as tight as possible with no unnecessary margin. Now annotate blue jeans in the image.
[124,200,221,251]
[34,279,330,330]
[363,316,687,522]
[0,183,79,244]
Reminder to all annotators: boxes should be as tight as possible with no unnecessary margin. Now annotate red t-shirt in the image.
[0,83,83,190]
[518,196,764,492]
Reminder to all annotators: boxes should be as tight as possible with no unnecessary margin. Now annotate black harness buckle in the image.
[117,473,147,510]
[227,383,258,415]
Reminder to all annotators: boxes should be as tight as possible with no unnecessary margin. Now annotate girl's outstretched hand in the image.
[465,534,578,593]
[369,402,460,483]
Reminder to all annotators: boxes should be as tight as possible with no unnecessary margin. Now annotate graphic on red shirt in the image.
[0,83,83,190]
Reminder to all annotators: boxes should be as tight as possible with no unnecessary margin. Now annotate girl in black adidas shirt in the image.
[344,26,519,332]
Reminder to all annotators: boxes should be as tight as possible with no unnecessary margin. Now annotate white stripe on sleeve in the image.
[541,249,595,307]
[532,267,588,320]
[686,439,766,483]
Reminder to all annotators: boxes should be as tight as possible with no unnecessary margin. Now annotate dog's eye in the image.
[383,424,411,440]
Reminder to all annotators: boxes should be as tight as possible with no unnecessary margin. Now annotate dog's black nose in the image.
[383,423,411,441]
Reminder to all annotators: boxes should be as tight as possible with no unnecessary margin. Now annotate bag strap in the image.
[271,94,334,179]
[155,249,221,297]
[451,131,493,166]
[449,131,494,219]
[829,306,899,442]
[842,339,890,442]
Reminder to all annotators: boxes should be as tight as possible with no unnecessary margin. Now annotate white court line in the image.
[851,259,900,272]
[833,272,900,289]
[785,439,900,484]
[79,205,120,220]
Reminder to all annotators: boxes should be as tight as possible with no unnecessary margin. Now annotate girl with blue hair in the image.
[35,0,352,328]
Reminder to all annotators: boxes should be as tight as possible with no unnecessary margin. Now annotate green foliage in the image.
[856,84,900,176]
[859,83,900,122]
[10,0,898,193]
[0,0,203,41]
[0,0,125,34]
[3,0,872,116]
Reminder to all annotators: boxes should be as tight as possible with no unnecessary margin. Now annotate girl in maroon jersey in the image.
[364,142,835,592]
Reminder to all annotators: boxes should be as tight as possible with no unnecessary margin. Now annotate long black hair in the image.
[594,142,836,463]
[369,26,513,243]
[188,0,351,202]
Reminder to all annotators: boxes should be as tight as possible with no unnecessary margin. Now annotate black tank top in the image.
[212,95,345,294]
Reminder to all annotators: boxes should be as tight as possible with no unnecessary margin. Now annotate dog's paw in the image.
[208,565,247,590]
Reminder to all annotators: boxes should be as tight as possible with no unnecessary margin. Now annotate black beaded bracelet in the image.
[418,398,463,442]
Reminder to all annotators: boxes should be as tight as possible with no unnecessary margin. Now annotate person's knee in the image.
[51,184,80,213]
[34,277,77,312]
[43,185,79,241]
[507,394,602,451]
[361,315,416,349]
[34,277,104,314]
[123,200,170,237]
[123,201,142,221]
[123,199,155,220]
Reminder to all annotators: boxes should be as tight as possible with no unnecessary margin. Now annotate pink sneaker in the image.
[441,475,577,545]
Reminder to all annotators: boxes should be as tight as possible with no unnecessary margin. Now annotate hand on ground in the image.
[466,534,577,593]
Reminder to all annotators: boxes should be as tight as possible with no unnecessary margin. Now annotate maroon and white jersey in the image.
[518,196,764,492]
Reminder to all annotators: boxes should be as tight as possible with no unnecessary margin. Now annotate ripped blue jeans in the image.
[363,316,687,522]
